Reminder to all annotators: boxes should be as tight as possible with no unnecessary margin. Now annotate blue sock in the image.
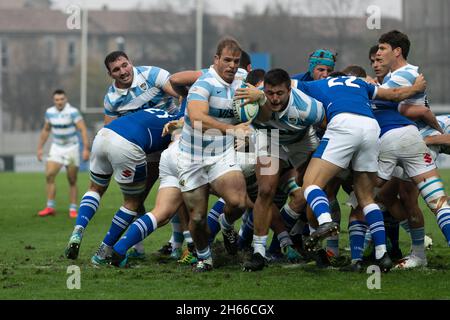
[75,191,100,229]
[103,206,137,247]
[114,213,157,255]
[170,213,184,249]
[238,209,254,249]
[437,208,450,246]
[363,204,387,259]
[304,185,332,224]
[348,220,368,262]
[69,203,77,211]
[280,203,300,230]
[207,198,225,244]
[268,234,281,254]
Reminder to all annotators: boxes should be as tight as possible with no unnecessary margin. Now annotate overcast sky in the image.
[51,0,402,19]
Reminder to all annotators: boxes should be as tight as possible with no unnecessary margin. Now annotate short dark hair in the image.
[53,89,66,96]
[264,68,291,89]
[369,45,379,60]
[104,51,129,71]
[378,30,410,59]
[342,65,367,78]
[328,71,348,78]
[215,37,241,57]
[240,50,251,70]
[246,69,265,86]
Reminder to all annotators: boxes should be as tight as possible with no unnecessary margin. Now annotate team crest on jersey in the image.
[139,82,148,91]
[288,115,297,125]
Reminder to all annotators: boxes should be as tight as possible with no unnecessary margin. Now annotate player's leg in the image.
[38,160,63,216]
[411,168,450,247]
[340,206,367,272]
[66,164,79,218]
[395,180,428,268]
[65,180,108,260]
[302,158,342,251]
[210,170,248,256]
[182,185,212,271]
[111,187,184,267]
[242,156,279,270]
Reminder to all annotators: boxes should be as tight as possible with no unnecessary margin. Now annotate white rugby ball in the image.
[232,98,259,123]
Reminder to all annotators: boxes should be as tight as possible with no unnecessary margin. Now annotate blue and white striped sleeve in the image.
[381,70,416,89]
[146,66,171,89]
[103,95,116,117]
[187,80,212,102]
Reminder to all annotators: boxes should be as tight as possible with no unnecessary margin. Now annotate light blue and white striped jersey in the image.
[419,115,450,138]
[381,64,427,107]
[45,103,82,146]
[104,66,178,117]
[253,87,325,145]
[420,115,450,155]
[180,66,247,157]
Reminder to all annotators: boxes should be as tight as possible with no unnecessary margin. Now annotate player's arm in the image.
[169,70,203,97]
[37,122,51,161]
[375,74,426,102]
[424,134,450,147]
[399,104,444,134]
[188,100,234,133]
[75,119,90,161]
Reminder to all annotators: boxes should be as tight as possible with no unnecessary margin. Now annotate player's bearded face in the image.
[109,56,134,88]
[214,48,240,84]
[264,84,290,112]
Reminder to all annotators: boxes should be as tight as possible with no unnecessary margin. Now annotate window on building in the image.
[68,40,76,67]
[115,36,125,52]
[44,37,56,62]
[1,39,8,68]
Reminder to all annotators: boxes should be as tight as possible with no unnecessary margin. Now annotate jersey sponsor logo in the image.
[218,109,234,118]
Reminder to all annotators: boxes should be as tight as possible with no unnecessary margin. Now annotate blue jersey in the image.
[371,98,415,137]
[105,108,179,154]
[296,76,377,121]
[104,66,178,117]
[291,72,314,82]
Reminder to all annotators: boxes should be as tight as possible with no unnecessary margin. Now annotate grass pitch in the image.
[0,171,449,300]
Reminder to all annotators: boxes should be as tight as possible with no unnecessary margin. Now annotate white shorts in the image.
[48,143,80,167]
[256,126,318,169]
[377,125,436,181]
[90,128,147,185]
[177,148,241,192]
[236,151,256,178]
[159,141,180,189]
[314,113,380,172]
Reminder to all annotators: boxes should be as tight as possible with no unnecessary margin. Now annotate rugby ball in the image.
[232,87,259,122]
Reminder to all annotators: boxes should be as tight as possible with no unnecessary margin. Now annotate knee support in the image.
[418,177,448,211]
